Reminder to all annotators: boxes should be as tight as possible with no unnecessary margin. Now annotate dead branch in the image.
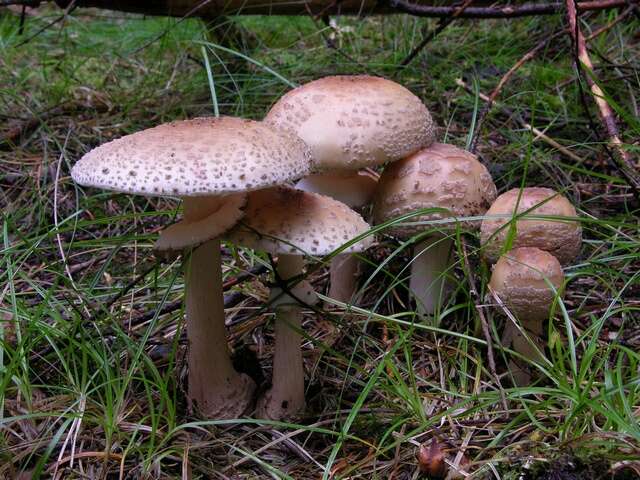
[389,0,627,19]
[48,0,629,18]
[565,0,640,192]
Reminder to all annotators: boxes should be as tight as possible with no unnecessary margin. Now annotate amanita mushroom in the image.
[226,186,372,419]
[489,247,565,384]
[71,117,313,418]
[373,143,497,318]
[480,187,582,265]
[265,75,435,303]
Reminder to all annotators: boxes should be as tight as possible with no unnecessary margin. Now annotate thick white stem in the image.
[409,237,454,319]
[258,254,306,420]
[184,198,255,418]
[329,253,361,304]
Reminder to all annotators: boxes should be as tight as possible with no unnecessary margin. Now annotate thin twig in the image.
[460,239,508,411]
[14,1,76,48]
[389,0,626,19]
[469,29,566,153]
[400,0,474,67]
[565,0,640,192]
[456,78,585,163]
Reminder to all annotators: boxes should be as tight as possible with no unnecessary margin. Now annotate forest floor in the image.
[1,3,639,479]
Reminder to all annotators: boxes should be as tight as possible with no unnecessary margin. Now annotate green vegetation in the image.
[1,5,639,478]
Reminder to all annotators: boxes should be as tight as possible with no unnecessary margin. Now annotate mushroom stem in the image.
[329,253,361,303]
[186,239,255,418]
[258,254,306,420]
[506,317,545,385]
[410,236,454,319]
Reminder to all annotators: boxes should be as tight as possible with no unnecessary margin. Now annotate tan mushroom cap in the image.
[480,187,581,265]
[265,75,435,171]
[225,186,373,255]
[71,117,313,197]
[489,247,565,321]
[373,143,497,237]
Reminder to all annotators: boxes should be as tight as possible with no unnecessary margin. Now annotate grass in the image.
[1,3,639,478]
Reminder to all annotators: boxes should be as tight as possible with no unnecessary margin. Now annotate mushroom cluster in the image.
[481,187,582,384]
[71,74,581,421]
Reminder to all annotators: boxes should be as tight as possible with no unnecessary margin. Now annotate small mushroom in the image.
[226,186,372,419]
[373,143,497,319]
[480,187,582,265]
[71,117,313,418]
[489,247,565,384]
[266,75,436,304]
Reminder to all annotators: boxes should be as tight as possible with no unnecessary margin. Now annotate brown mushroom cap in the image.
[489,247,564,321]
[71,117,313,196]
[225,186,372,255]
[480,187,581,265]
[265,75,435,171]
[372,143,497,237]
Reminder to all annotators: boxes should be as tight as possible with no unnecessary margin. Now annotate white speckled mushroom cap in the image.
[71,117,313,197]
[265,76,435,171]
[225,186,373,255]
[373,143,497,238]
[489,247,565,321]
[480,187,581,265]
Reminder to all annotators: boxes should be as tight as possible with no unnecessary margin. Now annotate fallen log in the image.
[47,0,628,18]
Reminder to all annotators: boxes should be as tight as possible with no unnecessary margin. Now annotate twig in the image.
[565,0,640,192]
[14,1,76,48]
[0,0,39,5]
[389,0,627,19]
[400,0,474,67]
[456,78,585,163]
[469,29,566,153]
[460,240,508,411]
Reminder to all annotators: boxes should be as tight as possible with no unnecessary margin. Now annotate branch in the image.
[565,0,640,192]
[389,0,627,18]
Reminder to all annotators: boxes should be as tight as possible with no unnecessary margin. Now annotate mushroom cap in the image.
[265,75,435,171]
[71,117,313,197]
[489,247,565,321]
[295,169,379,208]
[225,186,373,255]
[480,187,581,265]
[372,143,497,238]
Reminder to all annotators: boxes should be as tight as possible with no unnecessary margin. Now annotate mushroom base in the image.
[410,236,454,322]
[186,239,256,419]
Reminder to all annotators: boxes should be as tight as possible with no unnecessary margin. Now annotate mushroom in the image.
[373,143,497,318]
[489,247,565,384]
[226,186,372,419]
[71,117,313,418]
[480,187,582,265]
[265,75,436,303]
